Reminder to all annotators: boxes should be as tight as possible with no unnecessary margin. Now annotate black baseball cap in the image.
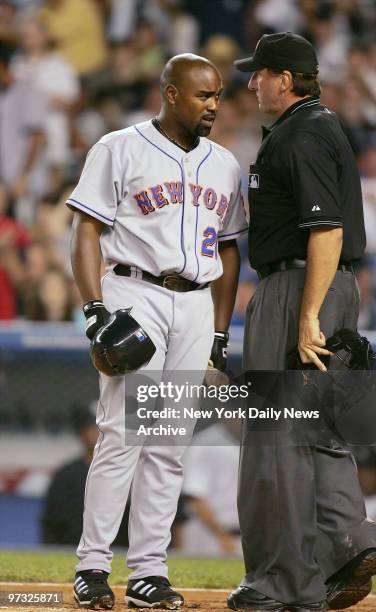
[234,32,318,75]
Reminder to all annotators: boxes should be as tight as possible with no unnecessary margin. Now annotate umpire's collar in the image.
[262,96,320,139]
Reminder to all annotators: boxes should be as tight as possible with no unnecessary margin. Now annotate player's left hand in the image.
[298,315,332,372]
[210,331,229,371]
[205,332,230,386]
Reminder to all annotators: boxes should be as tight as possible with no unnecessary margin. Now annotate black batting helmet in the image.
[90,309,156,376]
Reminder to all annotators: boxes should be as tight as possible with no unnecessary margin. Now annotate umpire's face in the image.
[249,68,289,117]
[172,65,223,137]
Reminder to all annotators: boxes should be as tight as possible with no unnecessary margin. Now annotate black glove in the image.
[83,300,110,341]
[209,331,229,372]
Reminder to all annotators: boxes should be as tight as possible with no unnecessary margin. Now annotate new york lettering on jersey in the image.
[133,182,229,219]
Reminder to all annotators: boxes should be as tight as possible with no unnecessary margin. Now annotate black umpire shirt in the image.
[248,96,366,270]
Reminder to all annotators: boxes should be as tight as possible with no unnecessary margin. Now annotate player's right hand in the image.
[83,300,110,341]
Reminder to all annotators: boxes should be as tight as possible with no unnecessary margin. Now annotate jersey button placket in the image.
[184,156,193,178]
[183,157,198,281]
[182,157,194,279]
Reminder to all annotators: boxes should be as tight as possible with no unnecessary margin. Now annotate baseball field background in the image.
[2,0,376,611]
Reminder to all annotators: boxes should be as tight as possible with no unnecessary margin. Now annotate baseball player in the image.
[68,54,247,610]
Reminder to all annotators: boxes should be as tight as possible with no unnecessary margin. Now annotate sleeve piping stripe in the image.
[298,219,343,227]
[219,226,248,239]
[67,198,115,223]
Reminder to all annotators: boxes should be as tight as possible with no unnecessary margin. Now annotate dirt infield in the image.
[0,584,375,612]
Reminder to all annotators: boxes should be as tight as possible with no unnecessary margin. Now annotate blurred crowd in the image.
[1,0,376,327]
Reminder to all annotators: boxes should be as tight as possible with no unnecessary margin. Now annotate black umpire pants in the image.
[239,268,376,605]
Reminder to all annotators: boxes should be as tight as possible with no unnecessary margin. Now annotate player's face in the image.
[248,68,284,116]
[174,67,223,137]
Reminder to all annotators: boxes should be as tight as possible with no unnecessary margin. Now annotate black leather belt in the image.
[113,264,209,292]
[257,258,354,280]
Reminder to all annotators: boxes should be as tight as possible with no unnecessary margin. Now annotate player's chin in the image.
[197,122,214,136]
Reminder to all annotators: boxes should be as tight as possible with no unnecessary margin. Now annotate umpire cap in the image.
[234,32,318,75]
[91,308,156,376]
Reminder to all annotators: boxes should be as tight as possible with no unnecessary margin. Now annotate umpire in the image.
[228,33,376,612]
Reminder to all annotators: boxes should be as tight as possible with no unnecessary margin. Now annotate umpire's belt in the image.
[113,264,209,292]
[256,258,354,280]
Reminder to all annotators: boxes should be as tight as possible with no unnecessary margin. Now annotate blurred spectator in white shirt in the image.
[0,40,48,218]
[182,420,241,556]
[253,0,303,35]
[359,144,376,254]
[107,0,138,42]
[160,0,199,56]
[12,12,80,169]
[310,3,348,85]
[353,447,376,522]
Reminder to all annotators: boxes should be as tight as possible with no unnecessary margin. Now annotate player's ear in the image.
[165,84,179,106]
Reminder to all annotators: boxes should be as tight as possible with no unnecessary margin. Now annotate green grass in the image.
[1,551,375,592]
[0,551,244,589]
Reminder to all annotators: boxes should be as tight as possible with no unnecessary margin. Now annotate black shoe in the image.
[287,602,327,612]
[74,570,115,609]
[326,547,376,609]
[227,586,285,611]
[126,576,184,609]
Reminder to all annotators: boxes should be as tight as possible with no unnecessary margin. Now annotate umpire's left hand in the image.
[298,315,331,372]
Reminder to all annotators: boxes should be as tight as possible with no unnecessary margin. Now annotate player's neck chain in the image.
[152,118,199,153]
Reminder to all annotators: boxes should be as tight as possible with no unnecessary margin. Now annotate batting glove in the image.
[205,332,230,387]
[83,300,110,341]
[209,331,229,372]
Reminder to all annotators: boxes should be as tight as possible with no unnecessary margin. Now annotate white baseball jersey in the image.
[67,120,247,283]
